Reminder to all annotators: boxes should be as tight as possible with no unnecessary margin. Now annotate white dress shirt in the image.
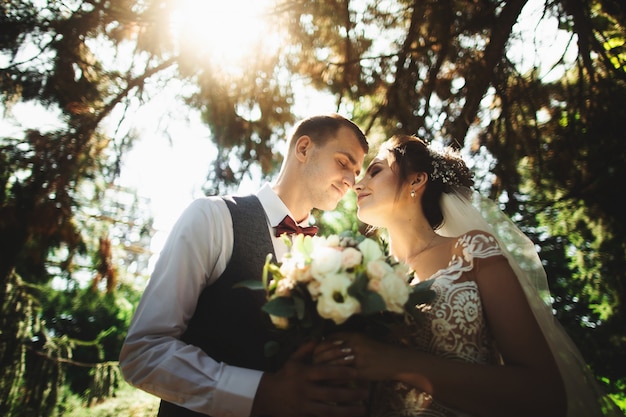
[119,183,310,417]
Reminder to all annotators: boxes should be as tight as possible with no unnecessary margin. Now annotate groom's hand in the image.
[252,341,368,417]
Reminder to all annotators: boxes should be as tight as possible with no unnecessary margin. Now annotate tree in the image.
[1,0,625,413]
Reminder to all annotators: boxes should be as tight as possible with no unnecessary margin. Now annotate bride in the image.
[315,134,620,417]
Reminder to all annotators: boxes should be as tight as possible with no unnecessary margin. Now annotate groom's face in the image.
[301,126,366,211]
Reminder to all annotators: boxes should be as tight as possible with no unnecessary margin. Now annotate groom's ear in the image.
[294,135,312,162]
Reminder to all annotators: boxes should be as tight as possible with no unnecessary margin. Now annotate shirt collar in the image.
[256,183,312,227]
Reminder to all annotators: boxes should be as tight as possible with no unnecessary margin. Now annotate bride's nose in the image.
[353,180,364,192]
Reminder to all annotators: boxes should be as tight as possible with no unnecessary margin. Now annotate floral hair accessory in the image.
[428,147,471,186]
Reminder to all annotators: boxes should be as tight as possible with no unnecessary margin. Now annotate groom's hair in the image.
[288,114,368,153]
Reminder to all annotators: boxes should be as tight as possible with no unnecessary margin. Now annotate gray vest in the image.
[158,195,277,417]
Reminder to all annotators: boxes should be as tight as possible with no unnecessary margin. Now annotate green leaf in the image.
[294,295,307,320]
[348,272,369,295]
[262,253,273,288]
[360,292,386,314]
[348,273,386,314]
[264,340,280,358]
[407,307,428,325]
[233,280,265,290]
[408,280,436,305]
[262,296,297,318]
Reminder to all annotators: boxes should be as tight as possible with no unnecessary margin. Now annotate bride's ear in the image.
[411,172,428,190]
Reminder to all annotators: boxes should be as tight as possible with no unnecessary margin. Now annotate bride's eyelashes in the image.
[366,163,382,177]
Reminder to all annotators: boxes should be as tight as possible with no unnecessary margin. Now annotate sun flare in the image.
[170,0,282,71]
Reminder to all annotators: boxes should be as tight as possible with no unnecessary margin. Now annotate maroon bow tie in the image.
[275,215,318,237]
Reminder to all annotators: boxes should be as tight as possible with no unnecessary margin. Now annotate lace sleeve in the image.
[456,230,503,261]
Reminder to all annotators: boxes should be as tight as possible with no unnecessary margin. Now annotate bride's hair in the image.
[384,134,474,230]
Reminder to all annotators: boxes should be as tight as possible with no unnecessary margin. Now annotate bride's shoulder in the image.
[450,230,502,254]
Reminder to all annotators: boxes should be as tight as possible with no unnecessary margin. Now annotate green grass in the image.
[61,382,160,417]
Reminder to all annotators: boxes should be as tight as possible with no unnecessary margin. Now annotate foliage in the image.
[1,0,626,413]
[495,47,626,398]
[0,272,142,416]
[38,284,137,393]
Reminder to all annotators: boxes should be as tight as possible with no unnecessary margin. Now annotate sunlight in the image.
[170,0,282,73]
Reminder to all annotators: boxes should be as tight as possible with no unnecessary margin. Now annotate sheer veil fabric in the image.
[437,187,621,417]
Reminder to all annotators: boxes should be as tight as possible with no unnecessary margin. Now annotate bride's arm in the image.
[460,254,566,415]
[401,254,565,416]
[317,255,566,417]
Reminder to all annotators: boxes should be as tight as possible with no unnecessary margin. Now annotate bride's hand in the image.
[313,338,356,366]
[314,332,396,380]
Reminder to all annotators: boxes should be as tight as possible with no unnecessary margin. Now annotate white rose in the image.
[323,234,341,247]
[274,276,296,297]
[279,257,299,276]
[281,257,313,283]
[366,259,393,281]
[307,278,322,300]
[367,277,381,292]
[316,272,360,324]
[310,246,343,279]
[294,264,313,283]
[357,238,384,263]
[378,273,410,313]
[341,247,363,269]
[393,261,411,277]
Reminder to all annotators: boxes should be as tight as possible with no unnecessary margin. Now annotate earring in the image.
[410,189,416,198]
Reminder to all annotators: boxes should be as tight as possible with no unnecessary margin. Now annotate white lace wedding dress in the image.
[368,232,503,417]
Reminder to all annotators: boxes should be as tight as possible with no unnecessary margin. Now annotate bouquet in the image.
[238,232,435,359]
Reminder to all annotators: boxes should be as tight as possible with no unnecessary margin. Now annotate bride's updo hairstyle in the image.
[384,134,474,230]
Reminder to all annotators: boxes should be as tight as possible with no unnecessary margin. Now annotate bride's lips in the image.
[357,193,370,204]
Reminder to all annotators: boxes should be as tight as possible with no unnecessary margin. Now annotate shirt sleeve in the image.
[119,197,263,417]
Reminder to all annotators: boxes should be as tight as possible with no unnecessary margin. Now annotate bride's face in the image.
[353,151,405,226]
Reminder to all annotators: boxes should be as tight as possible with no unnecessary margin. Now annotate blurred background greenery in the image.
[1,0,625,415]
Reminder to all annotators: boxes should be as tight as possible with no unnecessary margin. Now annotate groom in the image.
[119,114,369,417]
